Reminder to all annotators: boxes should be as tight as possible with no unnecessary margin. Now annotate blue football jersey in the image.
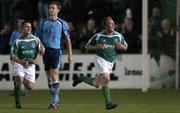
[36,18,70,49]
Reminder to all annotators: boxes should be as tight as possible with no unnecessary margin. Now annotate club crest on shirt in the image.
[64,31,69,36]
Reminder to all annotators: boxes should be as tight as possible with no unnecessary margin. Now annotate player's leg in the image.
[21,65,37,96]
[43,50,55,108]
[10,62,29,96]
[72,73,95,87]
[99,73,117,110]
[72,56,102,87]
[72,56,106,87]
[46,68,59,109]
[23,79,34,91]
[45,48,61,109]
[46,70,56,108]
[14,76,23,108]
[10,80,29,96]
[13,63,25,108]
[23,63,36,90]
[50,68,60,108]
[95,56,117,109]
[21,86,30,96]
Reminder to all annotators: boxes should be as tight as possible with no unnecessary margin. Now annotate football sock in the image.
[48,83,54,104]
[14,87,21,104]
[53,82,60,105]
[79,74,94,86]
[101,86,111,105]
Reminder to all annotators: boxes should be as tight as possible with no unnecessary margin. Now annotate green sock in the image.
[14,87,21,104]
[101,86,111,105]
[79,74,94,86]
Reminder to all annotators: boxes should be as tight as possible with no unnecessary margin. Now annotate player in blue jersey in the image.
[72,16,128,110]
[36,1,72,109]
[9,18,24,47]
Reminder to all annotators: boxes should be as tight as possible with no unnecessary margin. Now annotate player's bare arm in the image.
[86,44,107,50]
[30,52,41,65]
[65,38,72,64]
[12,56,28,66]
[39,41,45,55]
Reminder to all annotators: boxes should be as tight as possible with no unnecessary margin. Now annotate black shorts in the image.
[43,48,62,71]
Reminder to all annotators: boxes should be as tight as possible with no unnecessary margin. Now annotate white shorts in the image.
[95,56,114,75]
[13,62,36,82]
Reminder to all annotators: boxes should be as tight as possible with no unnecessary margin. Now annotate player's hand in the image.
[29,60,38,65]
[115,43,127,50]
[115,43,122,49]
[19,60,28,66]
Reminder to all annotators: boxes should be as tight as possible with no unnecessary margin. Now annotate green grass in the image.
[0,89,180,113]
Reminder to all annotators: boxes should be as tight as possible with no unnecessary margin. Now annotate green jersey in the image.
[11,34,41,61]
[86,31,128,62]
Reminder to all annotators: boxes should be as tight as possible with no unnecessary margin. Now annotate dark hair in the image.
[50,1,61,10]
[21,20,31,27]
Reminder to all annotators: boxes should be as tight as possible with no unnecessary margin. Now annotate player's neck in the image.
[105,30,114,35]
[49,15,58,20]
[23,34,31,38]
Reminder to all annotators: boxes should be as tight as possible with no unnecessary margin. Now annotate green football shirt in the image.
[86,31,128,62]
[11,34,41,62]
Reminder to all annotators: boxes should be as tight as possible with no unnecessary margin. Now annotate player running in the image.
[72,16,128,110]
[11,20,44,108]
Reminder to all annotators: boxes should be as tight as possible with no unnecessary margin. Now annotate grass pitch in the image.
[0,89,180,113]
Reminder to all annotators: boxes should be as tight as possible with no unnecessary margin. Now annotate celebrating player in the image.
[72,16,128,110]
[11,20,44,109]
[35,1,72,109]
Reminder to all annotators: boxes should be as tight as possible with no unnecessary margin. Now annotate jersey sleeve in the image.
[62,21,70,39]
[85,34,97,48]
[118,34,128,46]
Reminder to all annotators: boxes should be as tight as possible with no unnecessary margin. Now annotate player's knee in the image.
[94,85,100,88]
[15,80,23,88]
[27,85,33,90]
[15,82,23,88]
[25,83,34,90]
[94,82,101,88]
[28,87,33,90]
[102,82,109,87]
[103,76,110,82]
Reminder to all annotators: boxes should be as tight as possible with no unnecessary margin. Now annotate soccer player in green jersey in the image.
[73,16,128,110]
[11,20,44,109]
